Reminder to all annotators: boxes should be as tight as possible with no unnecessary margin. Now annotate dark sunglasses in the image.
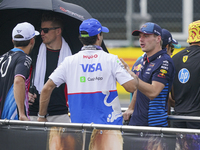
[40,27,60,33]
[171,45,174,53]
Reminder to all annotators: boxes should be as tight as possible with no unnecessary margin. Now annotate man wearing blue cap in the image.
[161,29,181,122]
[37,18,138,125]
[162,29,181,56]
[122,22,175,127]
[128,28,180,104]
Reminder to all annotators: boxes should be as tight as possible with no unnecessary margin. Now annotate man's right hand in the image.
[28,92,37,105]
[123,109,133,121]
[19,115,30,121]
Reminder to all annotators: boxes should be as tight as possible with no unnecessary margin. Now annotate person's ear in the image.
[97,34,101,40]
[30,38,35,46]
[56,28,62,35]
[157,35,162,42]
[12,39,14,45]
[166,44,169,50]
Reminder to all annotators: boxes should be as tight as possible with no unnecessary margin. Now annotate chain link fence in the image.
[64,0,200,47]
[0,0,199,47]
[65,0,127,40]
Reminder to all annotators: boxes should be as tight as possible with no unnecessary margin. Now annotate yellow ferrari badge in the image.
[183,56,188,63]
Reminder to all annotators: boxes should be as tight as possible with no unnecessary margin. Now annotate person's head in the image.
[12,22,39,54]
[48,127,83,150]
[79,18,109,46]
[89,129,123,150]
[132,22,162,57]
[40,12,63,46]
[162,29,180,56]
[187,20,200,45]
[145,136,168,150]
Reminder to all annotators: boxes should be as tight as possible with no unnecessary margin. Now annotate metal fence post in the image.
[126,0,133,47]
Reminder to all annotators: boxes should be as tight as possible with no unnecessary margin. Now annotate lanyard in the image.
[81,45,103,51]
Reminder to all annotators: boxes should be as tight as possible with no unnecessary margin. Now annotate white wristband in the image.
[38,113,49,118]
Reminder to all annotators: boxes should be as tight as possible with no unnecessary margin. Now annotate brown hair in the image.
[41,12,64,31]
[13,35,31,47]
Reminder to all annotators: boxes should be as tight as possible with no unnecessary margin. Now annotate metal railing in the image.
[0,118,200,134]
[1,116,199,150]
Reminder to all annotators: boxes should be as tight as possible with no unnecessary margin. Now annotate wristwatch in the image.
[38,113,49,118]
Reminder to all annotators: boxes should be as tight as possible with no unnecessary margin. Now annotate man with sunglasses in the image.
[170,20,200,129]
[28,12,72,123]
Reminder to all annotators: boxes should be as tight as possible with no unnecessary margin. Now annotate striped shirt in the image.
[129,49,175,126]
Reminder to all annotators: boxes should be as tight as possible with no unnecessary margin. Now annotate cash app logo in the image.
[80,76,86,82]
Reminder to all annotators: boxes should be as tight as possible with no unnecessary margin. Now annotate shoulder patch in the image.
[182,55,188,63]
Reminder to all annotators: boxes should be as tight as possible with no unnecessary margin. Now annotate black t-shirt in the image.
[172,45,200,113]
[0,49,31,118]
[29,48,68,116]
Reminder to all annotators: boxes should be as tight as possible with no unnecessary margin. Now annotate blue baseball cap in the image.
[132,22,162,36]
[162,29,181,48]
[79,18,109,37]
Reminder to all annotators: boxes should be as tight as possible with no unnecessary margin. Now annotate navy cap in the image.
[79,18,109,37]
[162,29,181,48]
[132,22,162,36]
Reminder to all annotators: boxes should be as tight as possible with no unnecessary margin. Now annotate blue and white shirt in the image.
[49,46,133,125]
[129,49,175,127]
[0,48,31,120]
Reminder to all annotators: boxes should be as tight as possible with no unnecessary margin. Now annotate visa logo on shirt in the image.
[80,63,102,72]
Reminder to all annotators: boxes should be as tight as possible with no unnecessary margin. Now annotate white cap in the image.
[12,22,40,41]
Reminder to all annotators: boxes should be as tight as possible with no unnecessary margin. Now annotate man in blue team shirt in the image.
[128,28,180,110]
[122,22,175,127]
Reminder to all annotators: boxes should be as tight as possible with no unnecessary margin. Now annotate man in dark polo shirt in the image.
[170,20,200,129]
[122,22,175,126]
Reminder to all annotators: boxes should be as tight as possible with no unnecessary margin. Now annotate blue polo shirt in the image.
[129,49,175,126]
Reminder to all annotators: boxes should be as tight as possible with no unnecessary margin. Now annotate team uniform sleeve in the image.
[152,59,173,85]
[15,55,32,79]
[112,56,133,85]
[49,57,67,87]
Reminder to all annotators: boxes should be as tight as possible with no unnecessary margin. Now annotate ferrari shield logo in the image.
[183,56,188,63]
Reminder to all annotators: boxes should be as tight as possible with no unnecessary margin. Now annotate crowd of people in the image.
[0,11,200,129]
